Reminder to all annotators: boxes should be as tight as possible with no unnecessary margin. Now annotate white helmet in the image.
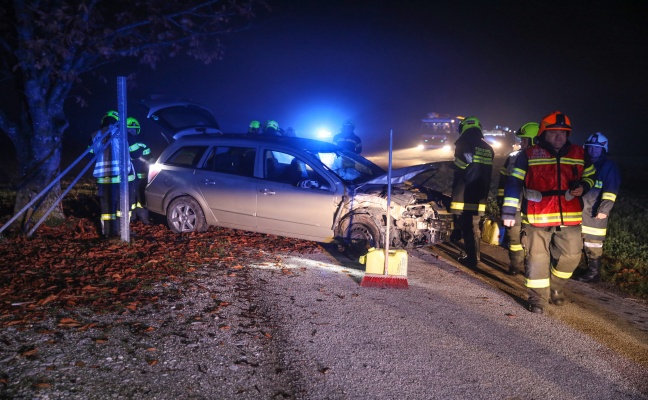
[584,132,609,153]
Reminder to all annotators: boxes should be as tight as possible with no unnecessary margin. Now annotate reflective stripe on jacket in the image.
[333,133,362,154]
[502,140,595,227]
[497,150,521,208]
[92,128,136,181]
[582,156,621,240]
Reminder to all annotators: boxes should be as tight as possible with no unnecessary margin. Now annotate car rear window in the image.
[164,146,208,168]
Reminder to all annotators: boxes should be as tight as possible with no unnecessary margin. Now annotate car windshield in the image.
[306,149,385,184]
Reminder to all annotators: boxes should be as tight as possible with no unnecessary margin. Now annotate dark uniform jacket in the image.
[497,149,522,209]
[450,128,494,216]
[582,155,621,241]
[91,127,136,184]
[333,132,362,154]
[128,140,152,180]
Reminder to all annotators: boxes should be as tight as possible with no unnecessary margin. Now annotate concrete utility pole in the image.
[117,77,130,242]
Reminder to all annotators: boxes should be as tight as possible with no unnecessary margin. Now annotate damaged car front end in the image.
[331,162,454,256]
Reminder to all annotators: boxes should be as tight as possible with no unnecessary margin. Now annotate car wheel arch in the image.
[335,211,384,257]
[165,195,209,233]
[163,190,215,221]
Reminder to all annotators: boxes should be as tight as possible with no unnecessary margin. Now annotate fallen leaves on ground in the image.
[1,215,322,327]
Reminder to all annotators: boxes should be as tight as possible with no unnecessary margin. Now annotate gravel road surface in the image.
[2,243,647,399]
[259,246,648,399]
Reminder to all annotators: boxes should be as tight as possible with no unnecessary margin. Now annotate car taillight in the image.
[148,163,162,183]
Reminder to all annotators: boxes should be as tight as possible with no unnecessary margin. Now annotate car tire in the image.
[166,196,207,233]
[341,215,381,258]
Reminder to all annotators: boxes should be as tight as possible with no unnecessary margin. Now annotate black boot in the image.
[550,289,565,306]
[458,253,477,269]
[576,259,601,283]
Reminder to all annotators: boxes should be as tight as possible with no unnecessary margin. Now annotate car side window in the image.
[164,146,208,168]
[264,150,328,189]
[203,146,256,177]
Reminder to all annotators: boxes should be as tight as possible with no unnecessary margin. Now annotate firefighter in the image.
[576,132,621,283]
[502,111,596,314]
[91,110,136,237]
[333,120,362,154]
[127,117,153,225]
[451,116,494,268]
[497,122,539,275]
[263,120,281,136]
[248,120,261,135]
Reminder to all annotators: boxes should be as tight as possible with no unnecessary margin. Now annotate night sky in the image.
[10,1,648,163]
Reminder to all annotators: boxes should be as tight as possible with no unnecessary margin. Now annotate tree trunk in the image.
[13,132,65,233]
[11,85,67,233]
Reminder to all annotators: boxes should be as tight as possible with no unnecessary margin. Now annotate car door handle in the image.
[260,188,276,195]
[202,179,217,185]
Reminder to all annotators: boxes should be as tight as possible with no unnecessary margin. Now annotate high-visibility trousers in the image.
[525,224,582,307]
[505,211,525,271]
[583,238,604,262]
[98,181,119,237]
[97,180,136,237]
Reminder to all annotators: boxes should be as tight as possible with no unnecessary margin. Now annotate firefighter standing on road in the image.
[451,116,494,269]
[91,111,136,237]
[497,122,539,275]
[333,120,362,154]
[576,132,621,283]
[502,111,596,314]
[126,117,153,225]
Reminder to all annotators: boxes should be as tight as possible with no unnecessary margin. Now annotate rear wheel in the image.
[341,215,381,257]
[166,196,207,233]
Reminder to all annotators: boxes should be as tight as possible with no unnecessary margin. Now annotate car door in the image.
[194,145,257,229]
[256,148,338,242]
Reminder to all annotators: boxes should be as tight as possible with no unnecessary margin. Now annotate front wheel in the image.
[340,215,381,258]
[166,196,207,233]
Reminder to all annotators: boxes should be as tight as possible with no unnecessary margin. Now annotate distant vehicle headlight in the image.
[443,144,452,151]
[416,144,425,150]
[491,141,501,148]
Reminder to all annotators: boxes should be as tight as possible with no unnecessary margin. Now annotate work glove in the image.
[524,188,542,202]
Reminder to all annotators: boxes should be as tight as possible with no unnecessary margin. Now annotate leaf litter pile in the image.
[0,217,323,328]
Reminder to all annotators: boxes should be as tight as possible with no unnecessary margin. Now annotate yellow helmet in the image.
[101,110,119,127]
[127,117,140,135]
[458,116,482,134]
[515,122,539,145]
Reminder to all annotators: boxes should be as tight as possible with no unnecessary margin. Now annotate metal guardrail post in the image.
[117,77,130,242]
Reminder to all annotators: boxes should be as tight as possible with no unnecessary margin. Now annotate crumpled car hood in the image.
[361,163,440,186]
[352,162,452,208]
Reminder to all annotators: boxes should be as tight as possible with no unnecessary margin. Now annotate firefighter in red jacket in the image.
[576,132,621,283]
[451,116,494,268]
[502,111,596,313]
[497,122,539,275]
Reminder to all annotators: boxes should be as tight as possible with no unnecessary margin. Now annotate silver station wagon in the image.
[143,102,454,255]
